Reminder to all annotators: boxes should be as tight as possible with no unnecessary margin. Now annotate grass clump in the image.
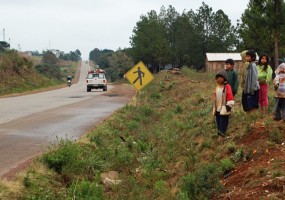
[269,128,282,144]
[220,159,235,175]
[68,180,104,200]
[180,163,224,199]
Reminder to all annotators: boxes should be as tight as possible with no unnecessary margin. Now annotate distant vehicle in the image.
[86,69,107,92]
[67,80,72,87]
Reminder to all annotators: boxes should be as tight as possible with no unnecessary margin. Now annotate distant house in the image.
[51,49,64,58]
[205,53,243,73]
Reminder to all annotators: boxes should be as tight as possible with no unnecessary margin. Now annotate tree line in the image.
[35,50,81,80]
[89,0,285,81]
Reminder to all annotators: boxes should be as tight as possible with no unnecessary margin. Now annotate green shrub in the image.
[35,64,63,80]
[23,173,32,188]
[180,163,223,199]
[220,159,235,175]
[42,139,80,173]
[232,148,244,162]
[42,139,106,175]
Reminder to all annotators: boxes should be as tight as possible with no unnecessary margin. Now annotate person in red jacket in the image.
[213,70,235,142]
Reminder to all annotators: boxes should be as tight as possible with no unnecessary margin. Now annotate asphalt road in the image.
[0,61,131,178]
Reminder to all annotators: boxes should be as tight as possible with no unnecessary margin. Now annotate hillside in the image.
[0,50,78,96]
[0,68,285,199]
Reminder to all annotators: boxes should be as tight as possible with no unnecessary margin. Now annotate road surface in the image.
[0,61,133,178]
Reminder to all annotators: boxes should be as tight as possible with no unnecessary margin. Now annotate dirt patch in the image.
[105,83,136,99]
[219,123,285,200]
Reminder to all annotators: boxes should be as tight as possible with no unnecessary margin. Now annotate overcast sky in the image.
[0,0,249,60]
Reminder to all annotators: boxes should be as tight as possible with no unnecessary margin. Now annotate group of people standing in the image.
[213,50,285,142]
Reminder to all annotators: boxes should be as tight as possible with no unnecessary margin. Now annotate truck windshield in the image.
[98,74,105,78]
[87,73,105,79]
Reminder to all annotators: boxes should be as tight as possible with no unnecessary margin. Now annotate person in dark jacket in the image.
[242,50,260,113]
[225,58,239,96]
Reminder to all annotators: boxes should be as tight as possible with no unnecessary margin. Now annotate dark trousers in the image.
[242,90,259,112]
[215,112,229,136]
[274,98,285,120]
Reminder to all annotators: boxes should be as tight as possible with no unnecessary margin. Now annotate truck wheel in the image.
[103,86,107,91]
[87,87,91,92]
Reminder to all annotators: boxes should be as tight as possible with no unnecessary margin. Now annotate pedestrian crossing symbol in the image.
[125,61,154,91]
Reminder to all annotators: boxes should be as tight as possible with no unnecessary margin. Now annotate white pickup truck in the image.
[86,71,107,92]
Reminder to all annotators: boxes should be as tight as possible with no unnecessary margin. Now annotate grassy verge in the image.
[1,67,285,199]
[0,50,78,96]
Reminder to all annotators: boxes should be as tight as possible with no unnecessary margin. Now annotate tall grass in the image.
[0,50,78,96]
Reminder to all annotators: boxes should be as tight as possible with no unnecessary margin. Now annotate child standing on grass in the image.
[225,58,239,96]
[242,50,260,113]
[273,63,285,121]
[257,53,273,113]
[213,70,234,142]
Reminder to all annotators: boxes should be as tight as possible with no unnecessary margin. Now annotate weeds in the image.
[227,142,236,153]
[232,148,244,162]
[23,173,32,188]
[174,104,183,114]
[153,180,171,198]
[42,139,81,173]
[180,163,223,199]
[220,159,235,175]
[68,180,104,200]
[272,170,284,178]
[269,128,282,144]
[150,91,161,99]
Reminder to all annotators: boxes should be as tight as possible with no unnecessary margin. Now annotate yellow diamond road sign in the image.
[125,61,154,91]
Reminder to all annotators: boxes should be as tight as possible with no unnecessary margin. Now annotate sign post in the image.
[125,61,154,91]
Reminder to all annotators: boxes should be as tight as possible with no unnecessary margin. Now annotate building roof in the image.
[206,53,242,61]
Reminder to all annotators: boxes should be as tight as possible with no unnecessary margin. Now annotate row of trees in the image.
[89,48,133,81]
[239,0,285,68]
[130,3,238,72]
[31,49,82,62]
[35,50,82,80]
[90,1,285,80]
[36,51,63,79]
[59,49,81,62]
